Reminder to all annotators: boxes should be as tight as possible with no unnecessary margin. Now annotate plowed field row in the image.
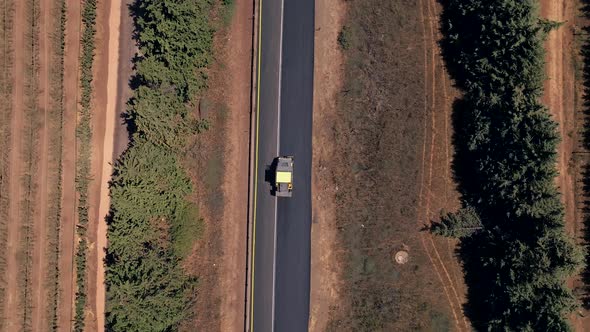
[1,0,68,331]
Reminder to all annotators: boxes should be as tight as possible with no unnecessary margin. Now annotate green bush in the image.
[337,26,351,50]
[106,0,214,330]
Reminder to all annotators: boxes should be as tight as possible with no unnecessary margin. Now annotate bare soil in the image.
[215,0,251,330]
[541,0,577,241]
[113,0,134,161]
[315,0,468,330]
[31,0,51,329]
[184,1,251,330]
[58,0,80,330]
[86,0,119,329]
[4,0,26,329]
[94,0,122,329]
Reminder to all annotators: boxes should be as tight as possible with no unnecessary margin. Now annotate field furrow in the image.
[4,0,27,328]
[0,0,13,327]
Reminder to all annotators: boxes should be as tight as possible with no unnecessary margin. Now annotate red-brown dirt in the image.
[59,1,80,330]
[4,0,26,329]
[540,0,590,330]
[86,0,114,329]
[216,0,251,330]
[31,0,51,329]
[541,0,577,243]
[94,0,122,329]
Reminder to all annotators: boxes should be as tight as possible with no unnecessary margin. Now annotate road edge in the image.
[245,0,260,330]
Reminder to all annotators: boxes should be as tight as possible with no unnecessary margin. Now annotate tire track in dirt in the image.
[94,1,121,329]
[418,1,468,330]
[426,0,467,317]
[417,0,459,329]
[4,0,26,329]
[31,0,50,329]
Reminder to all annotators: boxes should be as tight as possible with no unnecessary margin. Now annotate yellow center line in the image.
[249,0,263,329]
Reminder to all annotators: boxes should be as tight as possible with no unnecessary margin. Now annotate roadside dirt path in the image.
[31,0,51,329]
[93,0,121,329]
[5,0,26,329]
[59,0,80,330]
[308,0,345,330]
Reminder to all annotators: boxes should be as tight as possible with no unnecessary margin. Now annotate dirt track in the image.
[417,0,468,330]
[540,0,589,330]
[541,0,577,237]
[94,0,122,329]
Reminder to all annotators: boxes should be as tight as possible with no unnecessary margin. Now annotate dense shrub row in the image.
[432,0,584,330]
[105,1,213,330]
[74,0,97,330]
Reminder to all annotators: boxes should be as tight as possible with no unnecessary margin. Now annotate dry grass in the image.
[323,0,466,330]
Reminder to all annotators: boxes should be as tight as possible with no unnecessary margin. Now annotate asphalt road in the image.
[250,0,314,330]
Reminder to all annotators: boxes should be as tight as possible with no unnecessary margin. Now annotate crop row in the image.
[73,0,97,331]
[45,0,67,330]
[0,0,14,328]
[18,0,42,329]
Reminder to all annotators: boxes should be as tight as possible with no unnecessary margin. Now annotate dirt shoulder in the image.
[308,0,345,330]
[216,0,251,330]
[184,1,251,330]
